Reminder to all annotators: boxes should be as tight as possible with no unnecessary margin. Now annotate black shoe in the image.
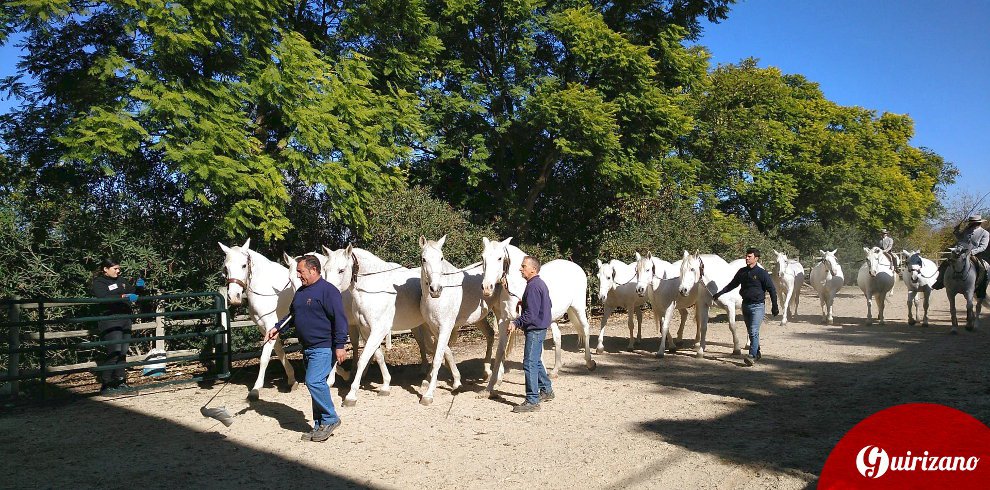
[512,401,541,413]
[312,420,341,442]
[743,356,756,366]
[539,390,555,402]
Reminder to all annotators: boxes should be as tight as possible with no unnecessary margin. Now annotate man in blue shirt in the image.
[712,248,779,367]
[265,255,349,442]
[509,256,554,413]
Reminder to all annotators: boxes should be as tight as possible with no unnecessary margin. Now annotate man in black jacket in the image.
[713,248,779,366]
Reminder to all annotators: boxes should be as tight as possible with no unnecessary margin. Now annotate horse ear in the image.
[322,245,333,256]
[819,249,826,256]
[219,242,231,254]
[437,235,446,248]
[501,237,513,246]
[242,238,251,251]
[863,247,870,253]
[633,253,640,262]
[282,252,294,268]
[683,250,690,259]
[597,259,604,267]
[646,251,653,260]
[773,249,779,256]
[693,249,700,257]
[830,249,837,255]
[345,243,353,257]
[418,235,427,247]
[482,236,490,247]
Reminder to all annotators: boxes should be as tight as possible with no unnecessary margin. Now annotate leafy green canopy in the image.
[2,0,421,240]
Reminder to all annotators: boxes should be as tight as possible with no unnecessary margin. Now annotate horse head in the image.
[819,249,840,277]
[219,238,252,306]
[864,246,892,277]
[632,252,656,298]
[773,249,789,278]
[322,244,356,292]
[481,236,513,297]
[596,259,615,302]
[678,250,702,297]
[283,251,329,291]
[902,249,923,283]
[420,235,447,298]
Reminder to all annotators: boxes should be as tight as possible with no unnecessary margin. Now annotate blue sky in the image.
[693,0,989,201]
[1,2,987,201]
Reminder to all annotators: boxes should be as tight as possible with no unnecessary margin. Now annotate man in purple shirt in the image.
[509,256,554,413]
[265,255,349,442]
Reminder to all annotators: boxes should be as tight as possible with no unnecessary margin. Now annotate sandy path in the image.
[4,281,989,489]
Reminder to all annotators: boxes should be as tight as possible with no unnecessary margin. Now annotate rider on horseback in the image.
[878,229,899,271]
[933,214,989,298]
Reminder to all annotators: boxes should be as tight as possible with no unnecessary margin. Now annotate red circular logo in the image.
[819,403,990,488]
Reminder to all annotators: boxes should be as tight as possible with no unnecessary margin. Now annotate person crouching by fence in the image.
[265,255,348,442]
[90,258,145,394]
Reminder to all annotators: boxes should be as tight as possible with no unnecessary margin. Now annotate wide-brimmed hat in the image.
[880,228,889,234]
[967,214,985,223]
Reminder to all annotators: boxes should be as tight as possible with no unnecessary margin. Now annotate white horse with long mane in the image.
[809,250,844,324]
[770,250,804,326]
[480,237,596,397]
[676,251,745,358]
[219,239,297,400]
[631,252,693,356]
[595,259,647,352]
[320,245,461,406]
[901,249,937,327]
[857,246,896,324]
[418,236,496,405]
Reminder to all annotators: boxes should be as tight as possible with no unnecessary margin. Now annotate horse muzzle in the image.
[429,286,443,298]
[482,284,495,297]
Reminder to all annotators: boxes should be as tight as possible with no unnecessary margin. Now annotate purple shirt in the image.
[513,275,553,331]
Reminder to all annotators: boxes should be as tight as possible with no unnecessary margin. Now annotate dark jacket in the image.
[274,278,348,349]
[90,275,136,330]
[716,265,779,308]
[513,275,553,331]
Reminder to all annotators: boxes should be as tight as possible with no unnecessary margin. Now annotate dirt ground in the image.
[3,280,989,489]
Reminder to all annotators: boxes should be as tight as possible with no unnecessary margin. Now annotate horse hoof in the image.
[695,351,704,359]
[247,389,260,401]
[922,322,929,328]
[950,330,959,335]
[908,319,916,326]
[343,398,357,407]
[586,360,597,371]
[655,351,665,359]
[288,381,298,392]
[420,396,434,406]
[595,347,604,355]
[377,389,391,397]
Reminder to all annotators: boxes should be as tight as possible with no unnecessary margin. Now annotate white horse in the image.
[857,246,895,325]
[631,252,693,357]
[901,249,937,327]
[595,259,647,352]
[809,249,845,325]
[219,239,297,400]
[676,251,744,358]
[418,236,496,405]
[771,250,805,325]
[943,245,989,334]
[480,237,595,397]
[320,245,457,406]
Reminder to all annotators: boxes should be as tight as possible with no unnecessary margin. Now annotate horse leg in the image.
[596,305,614,354]
[864,290,874,325]
[421,323,456,406]
[695,303,709,359]
[626,308,637,350]
[819,296,828,323]
[343,326,388,407]
[483,319,511,397]
[249,339,277,401]
[921,289,930,327]
[877,291,886,325]
[272,339,298,391]
[372,344,392,396]
[965,292,976,332]
[411,324,432,373]
[549,322,562,378]
[570,306,597,370]
[781,285,792,326]
[635,306,644,347]
[948,292,959,334]
[478,319,496,380]
[726,302,742,355]
[655,303,675,358]
[907,290,917,326]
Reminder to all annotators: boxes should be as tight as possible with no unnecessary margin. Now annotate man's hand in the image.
[264,328,279,342]
[335,348,347,365]
[507,322,517,335]
[771,306,780,317]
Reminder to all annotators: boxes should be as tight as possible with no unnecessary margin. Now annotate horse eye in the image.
[241,264,246,269]
[338,268,345,274]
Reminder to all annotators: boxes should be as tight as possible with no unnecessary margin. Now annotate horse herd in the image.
[219,238,987,405]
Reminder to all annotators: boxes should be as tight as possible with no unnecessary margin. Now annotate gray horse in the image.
[943,245,989,333]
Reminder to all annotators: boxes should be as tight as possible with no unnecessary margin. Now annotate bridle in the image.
[225,251,289,298]
[485,248,521,299]
[348,253,407,295]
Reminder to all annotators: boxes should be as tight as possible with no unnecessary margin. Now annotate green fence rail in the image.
[1,292,231,401]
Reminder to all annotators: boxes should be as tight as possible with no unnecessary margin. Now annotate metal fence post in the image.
[37,300,46,401]
[154,301,165,351]
[6,300,20,398]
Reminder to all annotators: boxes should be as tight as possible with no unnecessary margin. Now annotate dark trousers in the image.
[97,327,131,386]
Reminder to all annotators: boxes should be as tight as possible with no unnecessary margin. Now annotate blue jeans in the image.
[303,347,340,428]
[741,303,765,359]
[523,328,552,404]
